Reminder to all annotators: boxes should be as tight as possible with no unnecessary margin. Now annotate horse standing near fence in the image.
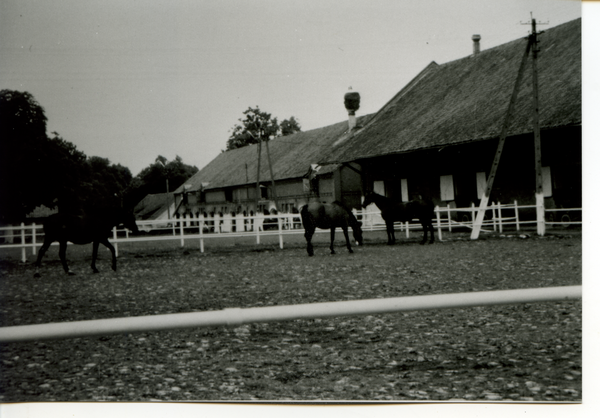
[300,201,363,256]
[34,207,139,277]
[362,192,435,245]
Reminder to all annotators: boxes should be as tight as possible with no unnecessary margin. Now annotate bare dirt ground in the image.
[0,228,582,402]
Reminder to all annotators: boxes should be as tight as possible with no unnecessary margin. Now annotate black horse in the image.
[34,207,139,277]
[300,201,363,256]
[362,191,435,245]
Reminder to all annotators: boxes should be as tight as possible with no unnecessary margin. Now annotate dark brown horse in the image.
[362,192,435,245]
[300,201,363,256]
[34,208,139,277]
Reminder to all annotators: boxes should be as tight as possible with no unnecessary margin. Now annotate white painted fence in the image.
[0,285,582,343]
[0,202,582,261]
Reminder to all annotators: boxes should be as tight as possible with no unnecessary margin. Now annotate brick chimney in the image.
[472,34,481,55]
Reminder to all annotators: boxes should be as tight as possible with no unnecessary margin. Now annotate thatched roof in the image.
[320,18,581,164]
[176,114,373,193]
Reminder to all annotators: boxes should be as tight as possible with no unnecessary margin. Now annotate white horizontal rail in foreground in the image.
[0,285,581,343]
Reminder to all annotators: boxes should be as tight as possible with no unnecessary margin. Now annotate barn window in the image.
[373,180,385,196]
[440,175,455,201]
[259,185,269,200]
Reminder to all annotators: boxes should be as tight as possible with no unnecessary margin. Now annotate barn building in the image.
[173,18,580,225]
[319,18,581,221]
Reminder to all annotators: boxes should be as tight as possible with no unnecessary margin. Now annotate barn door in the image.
[401,178,409,202]
[440,175,455,202]
[373,180,385,196]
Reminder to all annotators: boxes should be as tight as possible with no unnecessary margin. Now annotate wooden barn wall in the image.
[338,162,363,210]
[360,126,581,210]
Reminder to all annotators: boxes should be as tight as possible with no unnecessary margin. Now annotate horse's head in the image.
[362,192,376,208]
[121,209,140,235]
[350,218,363,246]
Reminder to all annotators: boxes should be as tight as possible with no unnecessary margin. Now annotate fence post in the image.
[113,226,118,257]
[514,200,520,231]
[405,221,410,238]
[435,206,443,241]
[498,202,503,233]
[278,215,284,249]
[199,217,204,253]
[32,223,37,256]
[447,204,452,232]
[492,202,497,232]
[471,203,476,229]
[20,223,26,262]
[180,216,185,247]
[536,193,546,236]
[256,214,261,245]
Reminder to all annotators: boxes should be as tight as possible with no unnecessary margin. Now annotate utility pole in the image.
[470,35,531,239]
[156,158,171,219]
[264,137,279,212]
[471,15,546,239]
[251,119,279,214]
[255,136,262,213]
[529,17,545,236]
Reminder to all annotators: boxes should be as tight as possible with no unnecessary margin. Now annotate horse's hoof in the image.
[33,272,41,278]
[93,269,100,274]
[348,249,354,254]
[420,241,426,245]
[67,271,76,276]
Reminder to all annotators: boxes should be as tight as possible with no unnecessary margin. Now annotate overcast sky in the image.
[0,0,584,176]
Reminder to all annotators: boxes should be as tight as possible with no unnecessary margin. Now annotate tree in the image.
[0,91,92,221]
[225,106,301,151]
[279,116,302,136]
[82,156,133,210]
[0,90,139,221]
[125,155,198,207]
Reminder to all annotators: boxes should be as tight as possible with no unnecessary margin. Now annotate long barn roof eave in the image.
[318,123,581,165]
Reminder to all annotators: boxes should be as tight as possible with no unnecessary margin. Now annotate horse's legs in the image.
[329,227,336,254]
[33,239,52,278]
[99,238,117,272]
[341,226,353,254]
[58,241,74,275]
[91,241,100,273]
[386,220,395,245]
[420,220,435,244]
[304,226,315,256]
[429,222,435,244]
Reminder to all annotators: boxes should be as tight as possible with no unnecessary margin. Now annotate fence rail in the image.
[0,202,582,261]
[0,285,582,343]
